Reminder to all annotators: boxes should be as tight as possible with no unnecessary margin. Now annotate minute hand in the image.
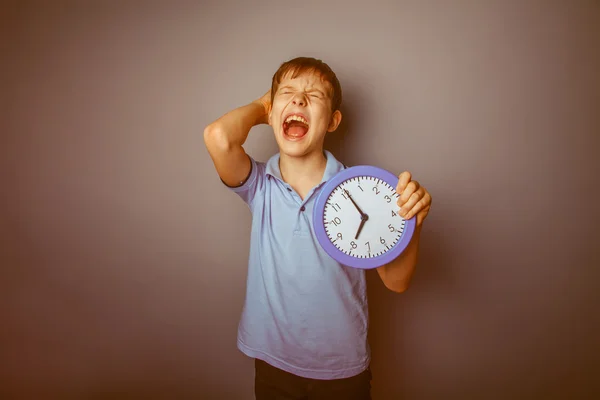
[344,189,365,216]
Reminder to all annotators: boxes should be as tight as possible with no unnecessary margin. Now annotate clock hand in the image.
[355,213,369,240]
[344,189,365,216]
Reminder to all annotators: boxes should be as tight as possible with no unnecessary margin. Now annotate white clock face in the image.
[323,176,406,259]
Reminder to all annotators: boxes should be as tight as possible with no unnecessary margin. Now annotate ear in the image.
[267,105,272,126]
[327,110,342,132]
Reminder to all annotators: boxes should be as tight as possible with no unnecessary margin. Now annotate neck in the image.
[279,149,328,188]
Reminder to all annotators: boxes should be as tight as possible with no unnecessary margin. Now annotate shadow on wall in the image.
[366,223,457,399]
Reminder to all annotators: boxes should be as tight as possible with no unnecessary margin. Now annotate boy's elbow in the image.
[203,123,221,143]
[204,124,231,153]
[383,278,410,294]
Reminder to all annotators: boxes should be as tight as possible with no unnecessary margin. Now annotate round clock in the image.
[313,165,416,269]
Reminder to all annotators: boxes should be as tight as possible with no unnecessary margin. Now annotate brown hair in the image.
[270,57,342,112]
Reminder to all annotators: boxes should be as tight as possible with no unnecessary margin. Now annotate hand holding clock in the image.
[395,171,432,227]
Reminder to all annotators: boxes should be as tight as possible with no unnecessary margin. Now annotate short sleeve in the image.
[222,155,266,209]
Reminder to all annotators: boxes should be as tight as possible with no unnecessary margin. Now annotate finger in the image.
[396,171,412,193]
[397,180,420,205]
[415,205,431,225]
[407,193,432,220]
[399,189,424,217]
[423,191,432,208]
[396,182,415,208]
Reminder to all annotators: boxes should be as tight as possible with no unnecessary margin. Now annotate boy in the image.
[204,57,432,399]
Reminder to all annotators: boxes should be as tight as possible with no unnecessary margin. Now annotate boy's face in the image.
[268,71,342,158]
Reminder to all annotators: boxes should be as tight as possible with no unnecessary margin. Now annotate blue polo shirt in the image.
[226,150,370,380]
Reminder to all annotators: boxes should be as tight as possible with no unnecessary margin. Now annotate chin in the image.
[277,143,308,157]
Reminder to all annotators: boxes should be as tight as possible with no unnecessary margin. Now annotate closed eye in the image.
[307,90,324,99]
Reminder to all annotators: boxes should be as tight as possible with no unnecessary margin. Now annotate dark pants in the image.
[254,359,372,400]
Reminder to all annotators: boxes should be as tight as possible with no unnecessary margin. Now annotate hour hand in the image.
[344,189,365,216]
[355,214,368,240]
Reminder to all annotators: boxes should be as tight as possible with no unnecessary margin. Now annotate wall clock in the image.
[313,166,416,269]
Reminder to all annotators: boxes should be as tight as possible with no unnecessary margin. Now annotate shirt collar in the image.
[265,150,344,185]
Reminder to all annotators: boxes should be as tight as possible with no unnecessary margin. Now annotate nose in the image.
[291,93,306,106]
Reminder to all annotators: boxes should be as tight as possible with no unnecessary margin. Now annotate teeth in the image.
[285,115,308,125]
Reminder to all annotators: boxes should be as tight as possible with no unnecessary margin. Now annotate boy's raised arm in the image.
[203,91,271,187]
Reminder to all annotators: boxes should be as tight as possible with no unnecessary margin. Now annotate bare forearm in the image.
[377,225,422,293]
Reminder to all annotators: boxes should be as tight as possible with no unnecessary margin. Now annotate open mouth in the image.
[283,114,310,140]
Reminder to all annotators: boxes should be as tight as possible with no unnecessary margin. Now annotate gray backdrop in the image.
[2,1,599,399]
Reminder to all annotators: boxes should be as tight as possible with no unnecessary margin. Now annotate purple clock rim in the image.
[313,165,416,270]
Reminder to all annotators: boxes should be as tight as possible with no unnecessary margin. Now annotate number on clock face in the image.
[323,176,406,258]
